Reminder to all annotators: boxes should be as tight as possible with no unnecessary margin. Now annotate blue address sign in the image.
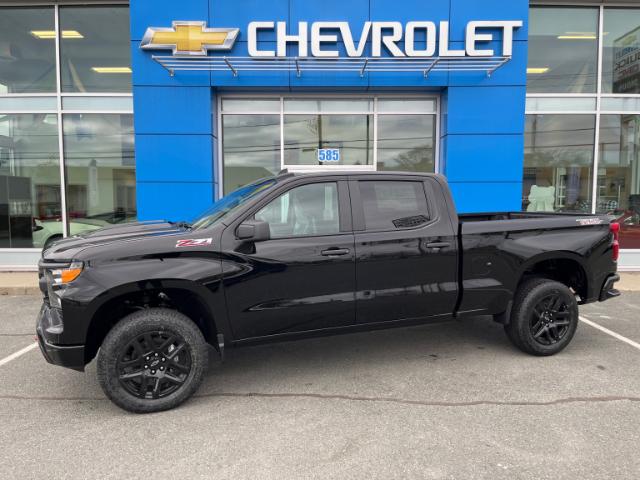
[318,148,340,162]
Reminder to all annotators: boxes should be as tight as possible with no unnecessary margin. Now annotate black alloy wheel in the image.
[529,293,572,346]
[97,308,208,413]
[504,277,579,356]
[117,331,192,399]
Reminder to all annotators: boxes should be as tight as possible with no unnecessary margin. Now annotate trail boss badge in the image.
[576,218,603,226]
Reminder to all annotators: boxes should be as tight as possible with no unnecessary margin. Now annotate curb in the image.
[0,287,41,296]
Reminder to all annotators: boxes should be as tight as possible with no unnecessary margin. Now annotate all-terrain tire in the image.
[504,277,579,356]
[97,308,208,413]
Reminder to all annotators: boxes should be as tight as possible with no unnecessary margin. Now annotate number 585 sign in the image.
[318,148,340,162]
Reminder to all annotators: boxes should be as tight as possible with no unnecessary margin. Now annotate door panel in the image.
[223,234,356,339]
[352,178,458,324]
[222,180,356,339]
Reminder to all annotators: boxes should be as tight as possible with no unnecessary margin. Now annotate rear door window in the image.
[359,181,429,231]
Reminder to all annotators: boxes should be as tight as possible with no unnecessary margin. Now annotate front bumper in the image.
[599,274,621,302]
[36,303,85,371]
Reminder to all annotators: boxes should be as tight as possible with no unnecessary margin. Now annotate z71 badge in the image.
[175,238,212,248]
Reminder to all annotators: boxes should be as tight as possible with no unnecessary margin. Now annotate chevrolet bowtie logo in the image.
[140,21,239,56]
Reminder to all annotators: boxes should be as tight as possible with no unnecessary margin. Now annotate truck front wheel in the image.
[504,278,579,356]
[97,308,208,413]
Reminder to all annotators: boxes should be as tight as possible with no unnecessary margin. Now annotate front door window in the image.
[256,182,340,238]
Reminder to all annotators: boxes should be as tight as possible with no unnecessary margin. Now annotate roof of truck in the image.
[276,169,442,179]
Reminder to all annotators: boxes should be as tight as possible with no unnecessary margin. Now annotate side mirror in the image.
[236,219,270,242]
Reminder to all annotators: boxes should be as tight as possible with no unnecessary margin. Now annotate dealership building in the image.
[1,0,640,269]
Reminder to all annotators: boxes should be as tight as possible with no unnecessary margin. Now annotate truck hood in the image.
[41,221,186,262]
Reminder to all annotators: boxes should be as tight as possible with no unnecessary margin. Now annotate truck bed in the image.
[459,212,611,235]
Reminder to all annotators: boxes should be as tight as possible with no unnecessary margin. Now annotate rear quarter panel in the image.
[458,222,614,316]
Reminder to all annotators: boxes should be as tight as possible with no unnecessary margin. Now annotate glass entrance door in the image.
[219,96,438,194]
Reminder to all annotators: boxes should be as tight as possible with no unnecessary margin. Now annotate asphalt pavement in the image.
[0,294,639,479]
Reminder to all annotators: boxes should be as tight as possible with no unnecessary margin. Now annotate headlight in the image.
[50,260,84,285]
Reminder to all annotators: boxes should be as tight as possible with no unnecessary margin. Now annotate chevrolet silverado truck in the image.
[36,171,621,413]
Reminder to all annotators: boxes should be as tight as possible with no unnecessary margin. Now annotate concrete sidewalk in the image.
[1,271,639,295]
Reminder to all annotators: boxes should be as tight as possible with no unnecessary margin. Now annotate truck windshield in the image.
[191,178,277,230]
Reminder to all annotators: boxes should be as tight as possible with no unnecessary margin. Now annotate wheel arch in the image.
[515,252,590,301]
[83,280,219,365]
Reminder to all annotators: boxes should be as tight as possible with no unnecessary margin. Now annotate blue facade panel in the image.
[370,0,450,24]
[448,182,523,213]
[133,86,212,135]
[131,0,530,220]
[444,135,525,183]
[289,0,370,33]
[445,86,526,135]
[135,135,214,183]
[136,182,215,221]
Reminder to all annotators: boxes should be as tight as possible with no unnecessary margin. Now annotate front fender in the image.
[58,256,229,345]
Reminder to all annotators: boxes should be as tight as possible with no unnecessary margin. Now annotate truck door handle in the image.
[425,242,451,250]
[321,248,350,256]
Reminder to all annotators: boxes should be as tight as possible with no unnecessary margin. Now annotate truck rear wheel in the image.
[504,278,579,356]
[97,308,208,413]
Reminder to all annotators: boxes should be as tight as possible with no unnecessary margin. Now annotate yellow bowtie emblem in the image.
[141,21,239,56]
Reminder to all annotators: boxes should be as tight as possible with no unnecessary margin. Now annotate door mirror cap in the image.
[236,219,270,242]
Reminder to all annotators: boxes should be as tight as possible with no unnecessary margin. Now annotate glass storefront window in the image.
[523,114,596,212]
[377,99,436,114]
[0,7,56,93]
[377,115,435,173]
[283,114,374,167]
[0,114,61,248]
[603,8,640,94]
[598,115,640,249]
[221,99,279,114]
[222,114,281,194]
[221,97,437,194]
[59,6,131,93]
[63,114,136,236]
[528,7,599,94]
[284,99,373,113]
[0,5,134,257]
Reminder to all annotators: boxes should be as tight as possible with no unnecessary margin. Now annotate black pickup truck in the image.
[36,172,620,413]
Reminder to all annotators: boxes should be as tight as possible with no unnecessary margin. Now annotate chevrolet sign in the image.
[249,21,523,58]
[142,20,522,58]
